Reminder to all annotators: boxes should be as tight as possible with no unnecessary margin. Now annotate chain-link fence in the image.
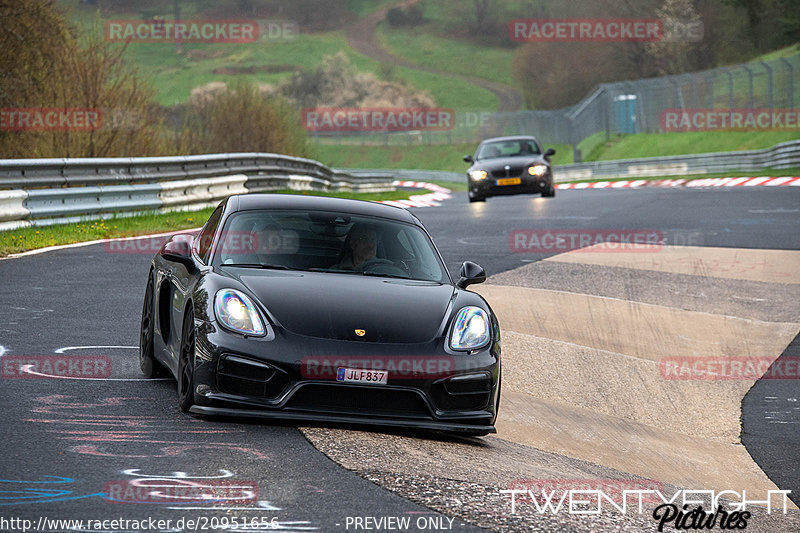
[309,52,800,160]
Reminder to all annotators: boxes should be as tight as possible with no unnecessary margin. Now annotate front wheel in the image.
[140,273,166,378]
[541,185,556,197]
[177,306,196,412]
[468,194,486,203]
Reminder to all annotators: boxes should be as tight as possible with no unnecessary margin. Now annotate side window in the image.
[196,206,223,264]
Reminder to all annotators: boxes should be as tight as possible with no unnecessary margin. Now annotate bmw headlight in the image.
[450,306,491,351]
[214,289,266,336]
[469,170,488,180]
[528,164,548,177]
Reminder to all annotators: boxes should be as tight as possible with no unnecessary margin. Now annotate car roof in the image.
[479,135,539,144]
[229,193,419,224]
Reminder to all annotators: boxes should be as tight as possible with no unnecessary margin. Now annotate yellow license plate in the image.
[496,177,521,186]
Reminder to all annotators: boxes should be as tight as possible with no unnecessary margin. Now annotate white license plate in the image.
[336,367,388,385]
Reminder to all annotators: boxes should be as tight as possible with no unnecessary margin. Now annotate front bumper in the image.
[469,172,552,197]
[189,405,495,435]
[191,321,500,435]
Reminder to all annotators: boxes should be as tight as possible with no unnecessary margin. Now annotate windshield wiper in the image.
[220,263,291,270]
[359,271,412,280]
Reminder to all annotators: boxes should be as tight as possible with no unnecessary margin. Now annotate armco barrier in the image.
[347,140,800,184]
[0,153,394,231]
[553,140,800,182]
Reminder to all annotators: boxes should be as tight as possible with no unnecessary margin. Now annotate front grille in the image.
[431,375,492,411]
[491,166,525,178]
[217,355,289,399]
[286,384,431,419]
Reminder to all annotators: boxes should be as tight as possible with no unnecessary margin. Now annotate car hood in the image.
[471,155,547,171]
[225,269,456,343]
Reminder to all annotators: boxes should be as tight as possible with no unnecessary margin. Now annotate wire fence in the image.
[309,52,800,159]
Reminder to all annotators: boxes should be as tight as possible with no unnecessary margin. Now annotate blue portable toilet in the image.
[614,94,637,134]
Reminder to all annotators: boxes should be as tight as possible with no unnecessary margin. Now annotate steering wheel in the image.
[358,258,408,277]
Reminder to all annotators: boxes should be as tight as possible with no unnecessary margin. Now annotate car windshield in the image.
[476,139,540,160]
[215,209,448,283]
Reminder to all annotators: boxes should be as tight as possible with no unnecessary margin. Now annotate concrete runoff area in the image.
[303,243,800,529]
[542,244,800,285]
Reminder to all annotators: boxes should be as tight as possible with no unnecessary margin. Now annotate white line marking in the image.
[54,345,138,354]
[1,228,202,261]
[0,345,6,357]
[167,501,282,511]
[123,469,234,479]
[21,364,170,381]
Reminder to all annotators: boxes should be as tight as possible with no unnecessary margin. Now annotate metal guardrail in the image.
[552,139,800,182]
[343,169,464,182]
[0,153,394,231]
[2,139,797,230]
[347,140,800,183]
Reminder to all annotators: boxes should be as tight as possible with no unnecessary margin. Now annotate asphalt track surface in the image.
[0,186,798,532]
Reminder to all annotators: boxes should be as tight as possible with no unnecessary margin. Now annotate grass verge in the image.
[311,141,573,172]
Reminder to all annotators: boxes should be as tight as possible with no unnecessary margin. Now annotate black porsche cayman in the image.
[139,194,501,435]
[464,135,556,202]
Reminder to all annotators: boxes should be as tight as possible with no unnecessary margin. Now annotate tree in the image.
[0,1,167,158]
[645,0,702,76]
[722,0,763,50]
[179,79,307,157]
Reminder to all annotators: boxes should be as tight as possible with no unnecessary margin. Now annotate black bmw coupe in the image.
[140,194,501,435]
[464,135,556,202]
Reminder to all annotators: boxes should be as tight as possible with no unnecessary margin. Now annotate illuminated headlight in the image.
[450,306,491,351]
[528,164,548,177]
[469,170,488,180]
[214,289,266,336]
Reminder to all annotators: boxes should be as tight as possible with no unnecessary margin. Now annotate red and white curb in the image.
[557,176,800,190]
[379,180,453,208]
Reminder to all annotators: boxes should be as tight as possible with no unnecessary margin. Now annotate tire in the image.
[139,273,166,378]
[177,306,196,412]
[541,185,556,197]
[468,194,486,203]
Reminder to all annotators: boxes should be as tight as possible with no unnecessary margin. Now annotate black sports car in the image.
[139,194,501,435]
[464,135,556,202]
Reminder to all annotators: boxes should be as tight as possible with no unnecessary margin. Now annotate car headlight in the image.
[214,289,266,336]
[469,170,488,180]
[528,164,548,177]
[450,306,491,351]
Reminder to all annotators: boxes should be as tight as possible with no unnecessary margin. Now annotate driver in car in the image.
[332,224,378,270]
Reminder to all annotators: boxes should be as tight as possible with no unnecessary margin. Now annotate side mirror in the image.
[544,148,556,158]
[463,154,474,163]
[161,234,194,267]
[456,261,486,289]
